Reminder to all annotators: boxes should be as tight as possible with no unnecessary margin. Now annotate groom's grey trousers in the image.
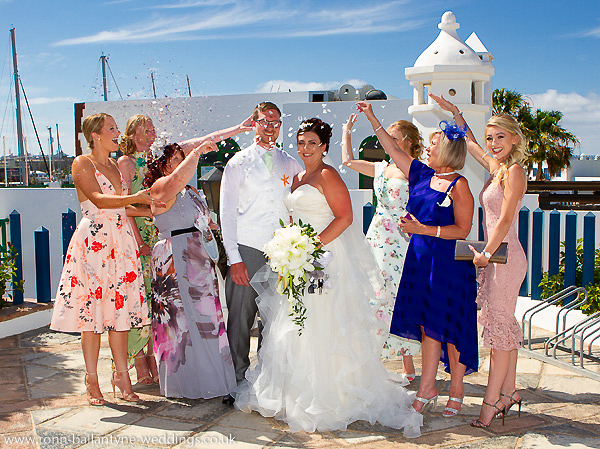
[225,244,266,384]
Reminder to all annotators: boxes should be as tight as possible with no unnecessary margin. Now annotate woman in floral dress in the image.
[118,115,160,384]
[118,115,253,384]
[144,141,236,398]
[51,113,158,405]
[341,114,423,379]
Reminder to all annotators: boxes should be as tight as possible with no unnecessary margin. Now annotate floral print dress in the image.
[366,161,421,358]
[151,186,235,399]
[126,151,158,366]
[51,160,149,333]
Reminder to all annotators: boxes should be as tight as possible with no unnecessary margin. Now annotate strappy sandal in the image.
[134,355,153,385]
[496,390,522,419]
[413,393,438,413]
[84,372,105,406]
[471,399,505,428]
[442,396,463,417]
[403,372,416,382]
[111,369,140,402]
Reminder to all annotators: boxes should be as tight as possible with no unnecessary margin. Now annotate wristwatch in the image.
[482,250,492,260]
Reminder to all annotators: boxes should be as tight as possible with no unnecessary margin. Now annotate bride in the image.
[234,118,422,437]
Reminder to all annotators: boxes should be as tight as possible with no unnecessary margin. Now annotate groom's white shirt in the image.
[220,141,301,265]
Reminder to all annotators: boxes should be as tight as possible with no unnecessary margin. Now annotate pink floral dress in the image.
[366,161,421,358]
[51,160,149,333]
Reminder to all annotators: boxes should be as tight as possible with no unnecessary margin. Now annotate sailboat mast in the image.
[101,53,108,101]
[10,28,27,186]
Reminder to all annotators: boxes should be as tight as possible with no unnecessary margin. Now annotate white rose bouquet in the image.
[263,219,325,335]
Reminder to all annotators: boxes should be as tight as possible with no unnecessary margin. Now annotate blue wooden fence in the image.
[363,204,599,301]
[1,205,598,303]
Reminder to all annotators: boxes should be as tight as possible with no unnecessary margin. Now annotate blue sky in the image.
[0,0,598,157]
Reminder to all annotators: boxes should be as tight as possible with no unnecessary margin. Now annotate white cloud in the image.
[28,96,79,105]
[527,89,600,154]
[582,26,600,38]
[255,79,367,93]
[54,1,423,45]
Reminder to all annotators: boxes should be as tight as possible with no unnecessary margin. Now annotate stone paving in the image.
[1,325,600,449]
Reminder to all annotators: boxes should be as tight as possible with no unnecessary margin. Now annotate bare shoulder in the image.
[452,176,473,197]
[72,155,92,173]
[319,164,348,194]
[117,155,135,170]
[508,163,526,179]
[505,164,527,192]
[320,164,344,183]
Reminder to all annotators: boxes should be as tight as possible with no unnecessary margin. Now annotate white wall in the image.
[0,188,81,300]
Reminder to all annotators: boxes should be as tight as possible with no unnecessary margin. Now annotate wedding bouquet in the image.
[263,219,325,335]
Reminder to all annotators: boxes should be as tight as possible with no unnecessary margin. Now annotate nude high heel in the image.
[111,369,140,402]
[84,372,105,406]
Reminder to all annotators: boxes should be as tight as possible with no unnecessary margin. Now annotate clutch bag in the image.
[454,240,508,264]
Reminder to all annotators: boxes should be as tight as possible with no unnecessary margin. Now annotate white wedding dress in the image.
[234,184,422,437]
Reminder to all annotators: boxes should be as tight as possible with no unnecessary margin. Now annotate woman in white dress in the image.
[341,114,423,379]
[235,118,422,437]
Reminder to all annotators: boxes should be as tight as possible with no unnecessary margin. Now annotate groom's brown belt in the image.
[171,226,198,237]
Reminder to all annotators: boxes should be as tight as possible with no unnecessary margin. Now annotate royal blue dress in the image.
[390,159,478,375]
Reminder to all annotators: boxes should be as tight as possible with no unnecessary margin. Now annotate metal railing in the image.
[521,286,600,381]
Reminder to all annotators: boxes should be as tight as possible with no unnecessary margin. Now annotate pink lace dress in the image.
[51,163,150,333]
[477,173,527,350]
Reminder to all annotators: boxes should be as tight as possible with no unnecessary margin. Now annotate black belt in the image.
[171,226,198,237]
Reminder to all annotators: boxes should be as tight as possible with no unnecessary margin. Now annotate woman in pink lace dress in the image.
[431,93,528,428]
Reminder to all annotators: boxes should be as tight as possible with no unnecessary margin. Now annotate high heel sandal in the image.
[84,372,105,406]
[496,390,522,419]
[413,393,438,413]
[403,372,416,382]
[111,370,140,402]
[471,399,505,428]
[442,396,464,417]
[134,355,153,385]
[146,354,160,384]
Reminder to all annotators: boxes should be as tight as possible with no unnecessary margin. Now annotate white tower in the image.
[405,11,494,221]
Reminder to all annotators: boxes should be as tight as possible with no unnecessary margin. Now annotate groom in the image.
[220,102,301,401]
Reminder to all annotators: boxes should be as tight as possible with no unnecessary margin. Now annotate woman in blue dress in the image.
[356,101,477,418]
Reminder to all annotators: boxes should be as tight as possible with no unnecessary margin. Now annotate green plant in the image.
[0,244,24,309]
[539,239,600,315]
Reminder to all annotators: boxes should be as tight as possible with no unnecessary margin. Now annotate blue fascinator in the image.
[439,121,467,141]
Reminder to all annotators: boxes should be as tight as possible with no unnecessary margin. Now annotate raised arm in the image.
[318,167,353,246]
[429,93,493,172]
[179,116,254,155]
[150,141,217,202]
[73,156,156,209]
[355,101,413,176]
[341,113,376,177]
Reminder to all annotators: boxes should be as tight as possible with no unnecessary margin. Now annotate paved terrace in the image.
[1,318,600,449]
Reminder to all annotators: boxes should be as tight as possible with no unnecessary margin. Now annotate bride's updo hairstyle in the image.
[297,118,333,154]
[143,143,185,187]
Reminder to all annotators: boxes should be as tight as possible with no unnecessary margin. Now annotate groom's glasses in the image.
[256,119,282,128]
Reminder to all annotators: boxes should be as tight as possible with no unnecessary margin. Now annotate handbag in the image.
[200,228,220,263]
[454,240,508,264]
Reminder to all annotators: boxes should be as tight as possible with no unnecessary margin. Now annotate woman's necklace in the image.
[435,170,458,177]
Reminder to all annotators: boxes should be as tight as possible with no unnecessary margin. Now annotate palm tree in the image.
[492,89,579,179]
[492,89,527,116]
